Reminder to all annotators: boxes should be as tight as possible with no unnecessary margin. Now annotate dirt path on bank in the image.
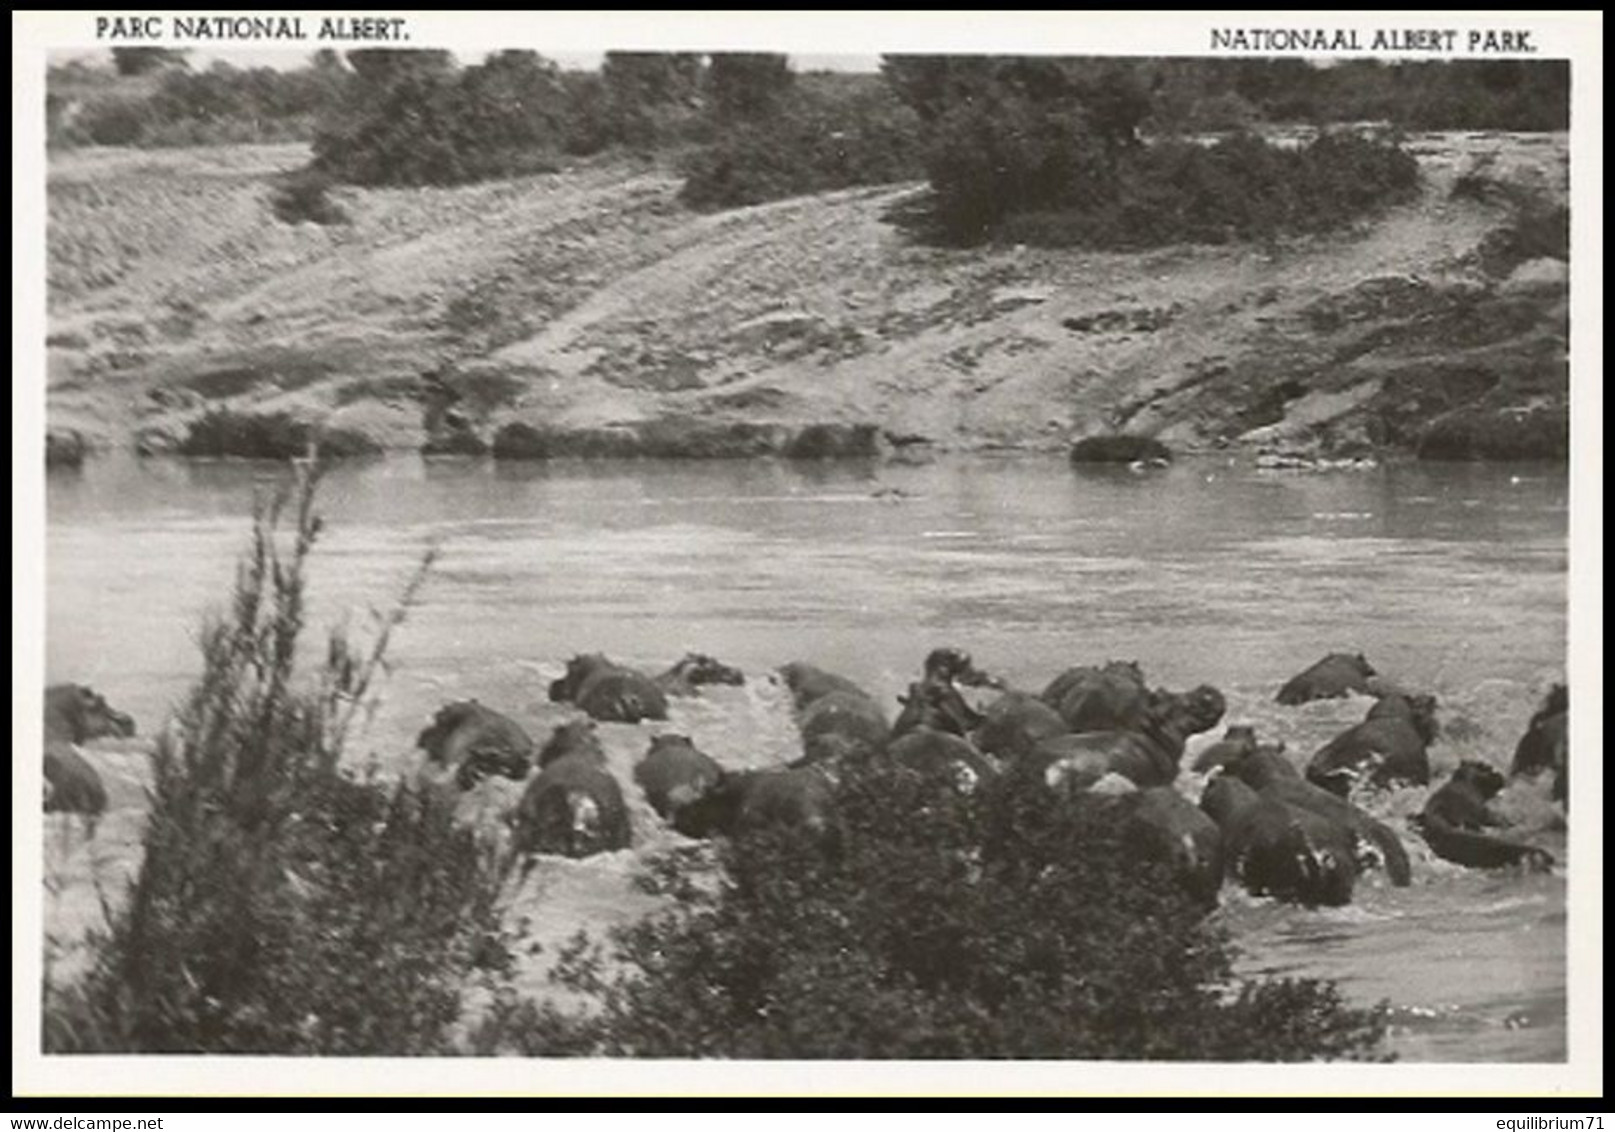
[45,132,1568,457]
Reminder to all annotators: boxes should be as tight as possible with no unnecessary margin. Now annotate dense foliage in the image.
[472,760,1390,1059]
[42,468,512,1054]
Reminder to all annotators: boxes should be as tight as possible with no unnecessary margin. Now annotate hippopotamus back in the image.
[1416,761,1553,870]
[1047,663,1150,732]
[634,734,723,820]
[797,690,890,767]
[973,692,1067,762]
[778,662,874,712]
[1511,684,1567,781]
[549,655,669,723]
[1306,696,1436,796]
[674,767,837,844]
[1275,653,1378,706]
[513,754,631,859]
[1123,786,1225,908]
[416,701,535,789]
[1202,774,1357,906]
[886,728,998,796]
[44,742,109,816]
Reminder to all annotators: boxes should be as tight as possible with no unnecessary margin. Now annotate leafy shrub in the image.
[42,468,513,1053]
[473,760,1389,1059]
[177,410,380,459]
[270,169,349,226]
[967,129,1420,250]
[679,79,925,209]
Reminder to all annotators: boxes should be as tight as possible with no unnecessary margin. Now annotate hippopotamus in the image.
[1306,692,1439,796]
[917,646,1001,690]
[536,718,608,769]
[1119,786,1226,909]
[1029,685,1226,793]
[1226,743,1411,887]
[892,678,984,739]
[1190,724,1260,774]
[886,728,998,796]
[1201,773,1358,906]
[796,690,891,769]
[777,662,875,712]
[548,654,669,723]
[45,743,110,816]
[45,684,136,744]
[672,765,838,845]
[634,734,724,821]
[1415,760,1554,870]
[416,701,535,790]
[43,684,135,817]
[1511,684,1567,799]
[1275,652,1379,706]
[1041,661,1150,732]
[972,691,1067,763]
[512,753,631,859]
[655,653,745,696]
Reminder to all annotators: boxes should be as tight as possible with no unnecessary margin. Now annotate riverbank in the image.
[45,131,1567,462]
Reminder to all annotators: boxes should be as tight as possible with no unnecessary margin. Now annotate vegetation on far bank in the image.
[43,468,1389,1059]
[49,50,1565,249]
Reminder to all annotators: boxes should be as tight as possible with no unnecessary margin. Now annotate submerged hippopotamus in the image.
[43,684,136,817]
[1042,661,1150,732]
[1201,773,1358,906]
[512,748,631,860]
[796,690,891,769]
[1511,684,1567,802]
[1274,652,1380,706]
[1030,684,1226,793]
[634,734,724,821]
[548,654,670,723]
[655,653,746,696]
[886,728,999,796]
[537,718,608,769]
[1190,724,1260,774]
[1225,743,1411,887]
[416,701,535,790]
[1415,761,1554,870]
[972,691,1067,763]
[777,662,875,712]
[1306,692,1439,796]
[672,765,838,845]
[1120,786,1226,909]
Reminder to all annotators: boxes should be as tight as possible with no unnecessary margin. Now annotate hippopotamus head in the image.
[538,718,606,769]
[895,678,984,738]
[548,654,613,704]
[454,743,535,791]
[1103,660,1147,685]
[1532,683,1568,727]
[1181,685,1228,734]
[1451,759,1507,800]
[666,653,745,688]
[921,647,1000,689]
[45,684,136,743]
[416,701,478,763]
[1228,743,1296,789]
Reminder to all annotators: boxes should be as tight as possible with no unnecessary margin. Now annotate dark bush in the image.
[269,169,349,226]
[42,470,511,1053]
[679,79,925,209]
[110,48,190,77]
[1416,405,1568,461]
[177,410,380,460]
[472,759,1388,1059]
[1070,435,1173,464]
[783,423,883,459]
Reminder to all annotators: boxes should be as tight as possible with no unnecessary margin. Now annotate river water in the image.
[42,453,1569,1061]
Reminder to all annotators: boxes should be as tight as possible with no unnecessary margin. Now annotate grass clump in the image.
[42,465,514,1053]
[472,760,1390,1060]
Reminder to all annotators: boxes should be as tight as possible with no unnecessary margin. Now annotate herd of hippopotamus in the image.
[44,648,1568,910]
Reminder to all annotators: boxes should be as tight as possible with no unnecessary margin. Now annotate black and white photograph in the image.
[15,11,1602,1099]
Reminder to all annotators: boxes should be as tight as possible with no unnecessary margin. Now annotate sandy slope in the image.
[44,132,1568,457]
